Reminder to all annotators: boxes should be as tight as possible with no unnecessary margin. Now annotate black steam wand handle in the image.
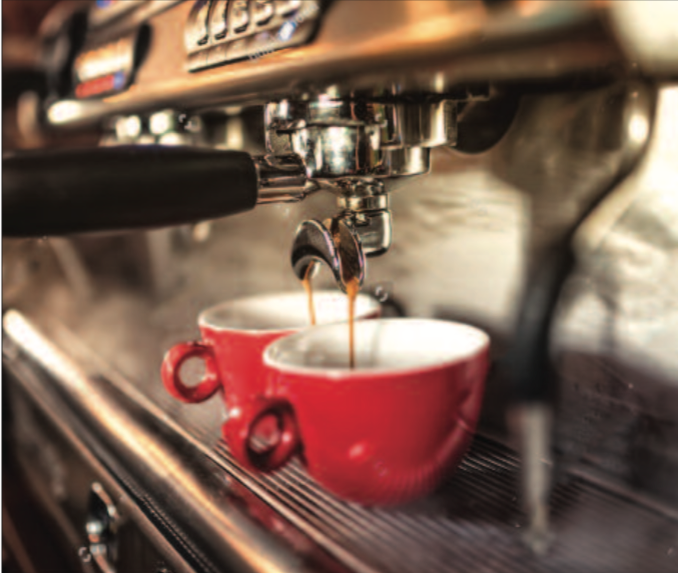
[3,146,259,237]
[508,243,575,403]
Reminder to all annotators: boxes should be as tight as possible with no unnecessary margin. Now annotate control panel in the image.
[73,26,151,99]
[185,0,322,72]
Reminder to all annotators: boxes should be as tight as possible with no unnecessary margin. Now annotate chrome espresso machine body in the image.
[3,1,678,572]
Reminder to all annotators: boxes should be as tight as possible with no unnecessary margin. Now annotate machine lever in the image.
[3,145,260,237]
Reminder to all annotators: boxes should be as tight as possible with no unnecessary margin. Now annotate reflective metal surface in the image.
[289,175,394,289]
[348,209,392,259]
[291,125,392,180]
[290,218,365,291]
[375,146,431,179]
[265,95,443,182]
[265,89,439,291]
[512,403,554,555]
[186,0,322,72]
[4,345,199,573]
[42,0,626,129]
[255,155,319,204]
[382,100,457,149]
[86,483,121,573]
[3,311,316,573]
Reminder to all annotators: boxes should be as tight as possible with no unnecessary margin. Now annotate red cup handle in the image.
[227,397,300,472]
[161,342,220,403]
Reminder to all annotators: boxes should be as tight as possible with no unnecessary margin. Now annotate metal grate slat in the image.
[156,391,678,573]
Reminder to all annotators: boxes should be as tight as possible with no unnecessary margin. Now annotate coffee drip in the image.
[301,217,362,368]
[302,264,317,326]
[345,276,360,369]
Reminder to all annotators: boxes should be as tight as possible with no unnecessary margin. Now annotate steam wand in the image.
[507,242,575,554]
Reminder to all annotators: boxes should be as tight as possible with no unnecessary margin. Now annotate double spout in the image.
[290,181,393,293]
[291,218,366,293]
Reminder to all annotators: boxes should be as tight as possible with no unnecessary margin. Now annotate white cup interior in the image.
[199,291,379,331]
[264,318,489,373]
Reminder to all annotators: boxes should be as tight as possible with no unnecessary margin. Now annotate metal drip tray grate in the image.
[12,310,676,573]
[183,422,678,573]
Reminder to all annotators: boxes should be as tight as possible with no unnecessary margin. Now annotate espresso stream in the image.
[302,265,317,326]
[302,273,359,370]
[346,276,360,369]
[302,217,361,368]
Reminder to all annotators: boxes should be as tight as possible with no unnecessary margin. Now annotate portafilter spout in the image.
[291,218,365,294]
[290,179,393,292]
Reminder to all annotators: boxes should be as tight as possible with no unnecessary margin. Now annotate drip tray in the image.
[180,412,678,573]
[8,308,677,573]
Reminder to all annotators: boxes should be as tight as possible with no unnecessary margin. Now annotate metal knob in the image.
[85,482,120,573]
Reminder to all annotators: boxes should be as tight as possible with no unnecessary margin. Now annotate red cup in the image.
[256,318,490,505]
[161,291,381,470]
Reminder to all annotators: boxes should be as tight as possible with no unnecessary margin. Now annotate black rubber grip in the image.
[3,145,259,237]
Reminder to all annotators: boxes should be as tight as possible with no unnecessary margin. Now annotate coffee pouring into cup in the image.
[161,93,490,506]
[256,318,489,505]
[162,290,488,506]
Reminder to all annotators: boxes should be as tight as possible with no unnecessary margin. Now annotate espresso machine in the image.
[3,1,678,572]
